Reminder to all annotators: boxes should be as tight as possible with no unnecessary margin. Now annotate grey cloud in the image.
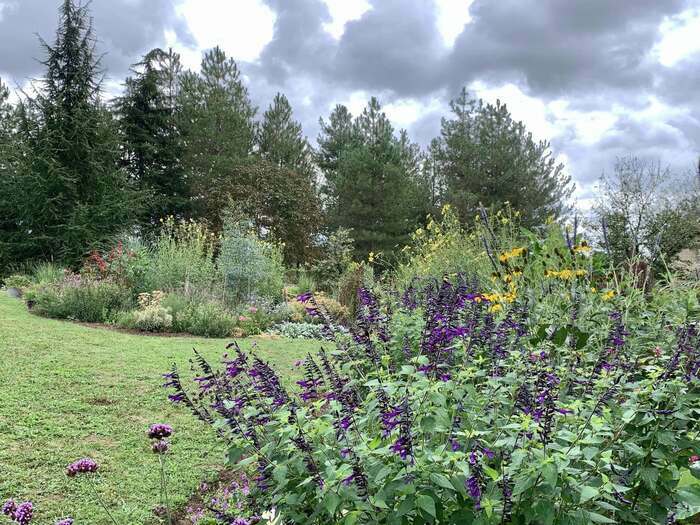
[447,0,688,98]
[0,0,191,85]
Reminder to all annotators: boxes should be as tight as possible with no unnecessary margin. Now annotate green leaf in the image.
[416,494,436,517]
[272,465,288,484]
[579,485,599,503]
[227,446,245,464]
[430,473,456,491]
[375,465,393,484]
[324,492,340,515]
[585,511,616,523]
[533,501,555,525]
[344,511,361,525]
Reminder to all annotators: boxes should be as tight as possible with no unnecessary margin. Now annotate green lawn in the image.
[0,293,316,524]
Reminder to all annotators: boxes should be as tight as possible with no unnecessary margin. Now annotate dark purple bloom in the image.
[466,475,482,510]
[152,439,169,454]
[297,292,314,304]
[66,458,98,477]
[450,439,461,451]
[148,423,173,440]
[13,502,33,525]
[2,500,16,517]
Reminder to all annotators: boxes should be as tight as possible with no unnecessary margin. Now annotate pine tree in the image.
[116,48,189,227]
[433,88,572,227]
[257,92,313,177]
[319,97,430,262]
[179,46,257,220]
[0,0,139,268]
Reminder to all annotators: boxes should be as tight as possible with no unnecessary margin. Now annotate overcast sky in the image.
[1,0,700,207]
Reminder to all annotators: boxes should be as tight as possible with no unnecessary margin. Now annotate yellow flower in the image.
[368,252,376,263]
[591,287,597,293]
[489,304,503,313]
[573,244,592,253]
[602,290,615,301]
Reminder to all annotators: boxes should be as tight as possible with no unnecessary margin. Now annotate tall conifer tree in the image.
[116,48,189,227]
[432,88,572,227]
[318,97,430,262]
[257,92,313,177]
[0,0,138,267]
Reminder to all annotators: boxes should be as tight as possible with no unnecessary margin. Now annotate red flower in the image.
[690,455,700,465]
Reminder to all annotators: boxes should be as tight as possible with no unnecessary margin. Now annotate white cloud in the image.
[175,0,275,67]
[653,8,700,67]
[434,0,473,48]
[385,96,444,129]
[320,0,371,40]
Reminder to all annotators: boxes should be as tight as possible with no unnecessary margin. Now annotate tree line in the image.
[1,0,695,276]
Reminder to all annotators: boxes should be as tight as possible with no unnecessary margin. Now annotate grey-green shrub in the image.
[217,219,285,305]
[271,321,325,339]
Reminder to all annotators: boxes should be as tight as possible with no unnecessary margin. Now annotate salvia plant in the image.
[164,268,700,525]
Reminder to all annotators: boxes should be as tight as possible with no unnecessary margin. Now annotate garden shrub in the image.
[3,274,32,290]
[31,277,133,323]
[166,235,700,524]
[310,227,355,292]
[217,219,285,305]
[115,291,173,332]
[271,321,329,340]
[171,300,236,338]
[143,218,219,293]
[335,261,374,319]
[31,262,63,285]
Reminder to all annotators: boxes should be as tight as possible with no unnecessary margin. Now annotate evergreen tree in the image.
[318,97,430,262]
[433,88,572,227]
[178,46,256,219]
[257,92,313,177]
[0,0,139,268]
[116,48,189,227]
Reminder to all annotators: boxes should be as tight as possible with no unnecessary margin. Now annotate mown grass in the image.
[0,293,316,524]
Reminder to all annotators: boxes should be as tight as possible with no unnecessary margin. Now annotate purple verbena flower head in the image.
[66,458,98,477]
[2,500,16,517]
[152,439,169,454]
[148,423,173,440]
[55,519,74,525]
[13,501,33,525]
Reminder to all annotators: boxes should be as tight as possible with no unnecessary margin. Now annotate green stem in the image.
[87,476,119,525]
[160,454,173,525]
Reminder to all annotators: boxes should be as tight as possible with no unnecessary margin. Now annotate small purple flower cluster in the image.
[2,500,33,525]
[66,458,98,477]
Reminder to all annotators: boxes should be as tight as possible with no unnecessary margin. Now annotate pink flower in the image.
[690,455,700,465]
[248,306,258,313]
[238,316,249,322]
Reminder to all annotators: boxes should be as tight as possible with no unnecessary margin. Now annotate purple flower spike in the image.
[55,519,74,525]
[66,458,98,477]
[148,423,173,440]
